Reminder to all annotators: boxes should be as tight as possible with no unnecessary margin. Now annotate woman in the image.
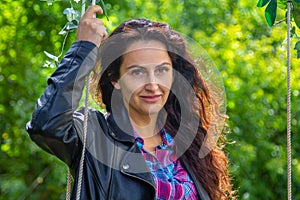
[26,5,234,200]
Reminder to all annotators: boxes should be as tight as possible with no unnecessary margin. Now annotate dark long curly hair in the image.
[91,18,235,200]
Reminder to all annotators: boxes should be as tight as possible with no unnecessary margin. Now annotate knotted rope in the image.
[66,1,96,199]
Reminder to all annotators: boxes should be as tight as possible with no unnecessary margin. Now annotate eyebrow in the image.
[126,62,172,71]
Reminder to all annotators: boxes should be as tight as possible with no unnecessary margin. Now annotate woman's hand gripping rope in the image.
[76,5,108,48]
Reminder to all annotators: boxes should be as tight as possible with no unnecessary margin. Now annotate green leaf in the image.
[43,60,56,68]
[265,0,277,27]
[44,51,58,62]
[58,29,67,35]
[293,2,300,28]
[294,41,300,50]
[63,8,80,22]
[59,24,67,35]
[277,0,286,9]
[290,26,296,38]
[294,0,300,3]
[294,40,300,58]
[100,0,109,21]
[296,50,300,59]
[257,0,271,7]
[58,22,78,35]
[65,22,78,31]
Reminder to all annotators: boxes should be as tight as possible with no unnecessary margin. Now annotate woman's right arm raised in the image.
[26,5,106,168]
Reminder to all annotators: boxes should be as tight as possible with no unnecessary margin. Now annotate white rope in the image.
[286,1,292,200]
[75,74,90,200]
[66,168,72,200]
[76,0,98,197]
[65,1,96,199]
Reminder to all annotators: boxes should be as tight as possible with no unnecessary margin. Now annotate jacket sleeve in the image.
[26,41,98,168]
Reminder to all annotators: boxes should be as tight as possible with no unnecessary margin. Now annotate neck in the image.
[130,113,158,138]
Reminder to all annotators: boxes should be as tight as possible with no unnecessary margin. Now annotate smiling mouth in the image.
[140,95,162,103]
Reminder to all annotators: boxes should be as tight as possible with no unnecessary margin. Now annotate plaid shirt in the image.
[134,129,199,200]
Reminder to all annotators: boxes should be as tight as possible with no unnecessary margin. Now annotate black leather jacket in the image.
[26,41,210,200]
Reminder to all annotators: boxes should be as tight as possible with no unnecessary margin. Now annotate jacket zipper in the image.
[120,144,157,199]
[121,170,156,199]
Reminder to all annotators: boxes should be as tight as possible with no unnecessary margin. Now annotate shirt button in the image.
[122,164,130,170]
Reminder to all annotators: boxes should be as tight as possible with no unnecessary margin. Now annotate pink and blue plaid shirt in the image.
[134,129,199,200]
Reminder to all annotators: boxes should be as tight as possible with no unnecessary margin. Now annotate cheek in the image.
[157,74,173,90]
[118,79,142,101]
[161,85,171,97]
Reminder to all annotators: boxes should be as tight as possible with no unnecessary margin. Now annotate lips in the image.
[140,95,162,103]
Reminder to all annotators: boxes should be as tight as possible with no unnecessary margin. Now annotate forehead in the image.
[121,40,171,68]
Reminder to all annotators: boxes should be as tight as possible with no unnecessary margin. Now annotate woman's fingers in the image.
[82,5,103,19]
[76,5,107,47]
[99,25,108,38]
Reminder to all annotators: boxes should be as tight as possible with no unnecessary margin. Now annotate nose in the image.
[144,72,159,91]
[144,82,159,91]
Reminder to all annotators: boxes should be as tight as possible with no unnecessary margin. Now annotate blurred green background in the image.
[0,0,299,199]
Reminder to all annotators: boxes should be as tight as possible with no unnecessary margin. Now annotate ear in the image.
[111,81,121,89]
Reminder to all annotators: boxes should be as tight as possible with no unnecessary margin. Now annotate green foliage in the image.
[257,0,300,58]
[0,0,299,199]
[43,6,80,65]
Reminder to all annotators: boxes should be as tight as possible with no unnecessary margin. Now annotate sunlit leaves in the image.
[277,0,287,9]
[257,0,300,59]
[256,0,277,26]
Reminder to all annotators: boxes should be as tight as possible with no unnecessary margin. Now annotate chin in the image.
[147,104,164,114]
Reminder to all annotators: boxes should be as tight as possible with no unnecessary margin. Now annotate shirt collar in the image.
[134,128,174,149]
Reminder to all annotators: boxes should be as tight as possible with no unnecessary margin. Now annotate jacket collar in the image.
[106,98,135,143]
[105,99,210,199]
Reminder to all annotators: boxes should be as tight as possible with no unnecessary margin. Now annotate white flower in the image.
[74,0,80,3]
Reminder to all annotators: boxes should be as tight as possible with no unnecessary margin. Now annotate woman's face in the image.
[113,40,173,122]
